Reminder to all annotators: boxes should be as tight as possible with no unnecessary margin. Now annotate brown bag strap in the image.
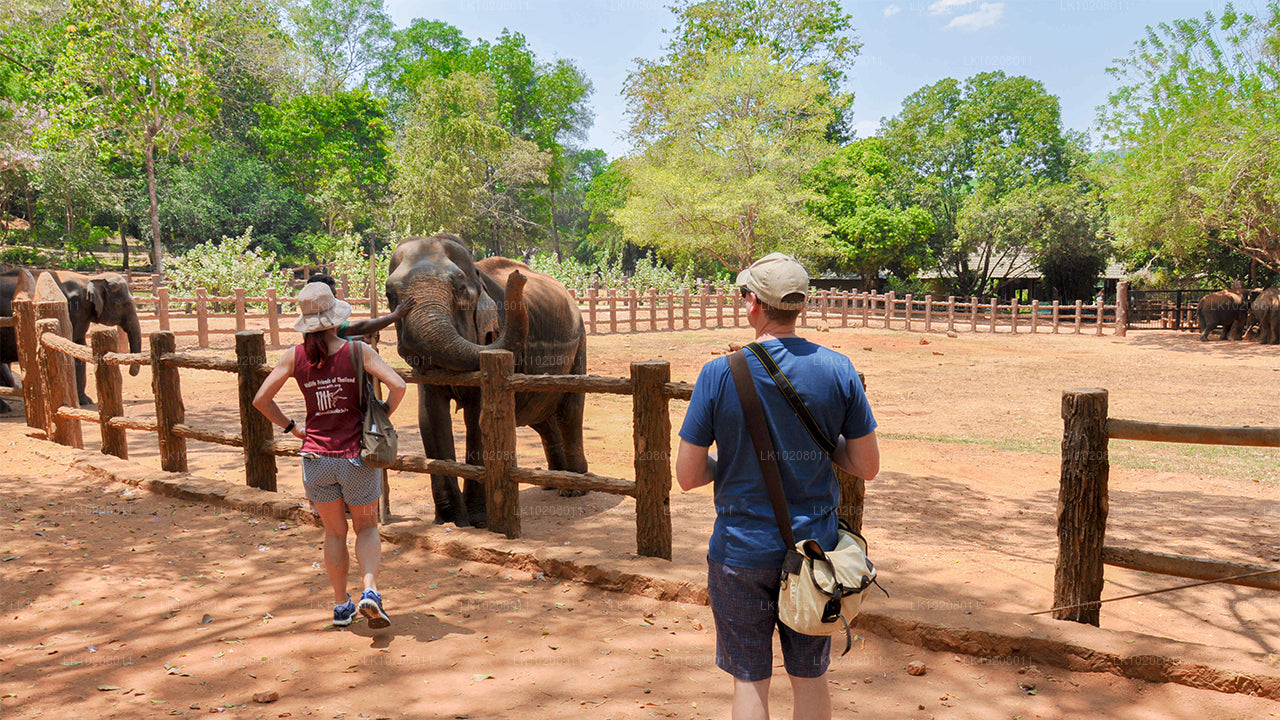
[728,349,795,548]
[349,340,365,407]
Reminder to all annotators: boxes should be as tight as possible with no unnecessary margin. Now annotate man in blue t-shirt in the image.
[676,252,879,720]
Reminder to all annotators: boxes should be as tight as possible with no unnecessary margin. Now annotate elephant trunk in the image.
[122,311,142,376]
[402,271,527,372]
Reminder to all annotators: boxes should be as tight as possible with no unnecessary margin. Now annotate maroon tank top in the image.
[292,341,362,457]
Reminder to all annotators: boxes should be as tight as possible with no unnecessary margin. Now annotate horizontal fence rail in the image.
[1054,388,1280,626]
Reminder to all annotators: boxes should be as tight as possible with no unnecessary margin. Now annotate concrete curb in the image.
[68,446,1280,701]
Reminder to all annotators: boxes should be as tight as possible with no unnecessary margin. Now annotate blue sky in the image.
[385,0,1249,159]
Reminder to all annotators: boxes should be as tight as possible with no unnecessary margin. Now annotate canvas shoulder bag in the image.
[350,341,398,469]
[727,348,877,656]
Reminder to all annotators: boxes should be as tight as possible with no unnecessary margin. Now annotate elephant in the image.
[387,233,589,528]
[1,270,143,407]
[1250,287,1280,345]
[1196,289,1250,341]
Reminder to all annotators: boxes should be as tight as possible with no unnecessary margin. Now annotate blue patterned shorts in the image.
[300,454,381,507]
[707,557,831,681]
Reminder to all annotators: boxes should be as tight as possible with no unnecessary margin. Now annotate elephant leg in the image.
[74,357,92,406]
[461,403,487,529]
[532,416,584,498]
[420,386,468,527]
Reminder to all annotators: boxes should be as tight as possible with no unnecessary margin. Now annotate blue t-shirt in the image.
[679,337,877,569]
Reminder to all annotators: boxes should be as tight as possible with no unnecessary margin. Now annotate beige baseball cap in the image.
[736,252,809,310]
[294,282,352,334]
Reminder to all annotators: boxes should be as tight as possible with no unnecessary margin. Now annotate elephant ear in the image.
[473,273,502,346]
[88,277,107,319]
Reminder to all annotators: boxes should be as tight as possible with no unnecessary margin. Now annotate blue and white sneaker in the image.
[332,596,356,627]
[357,589,390,629]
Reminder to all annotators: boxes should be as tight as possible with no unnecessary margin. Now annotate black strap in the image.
[745,342,836,456]
[728,350,795,548]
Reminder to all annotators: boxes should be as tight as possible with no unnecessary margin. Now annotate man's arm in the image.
[675,439,716,491]
[344,298,413,338]
[834,430,879,481]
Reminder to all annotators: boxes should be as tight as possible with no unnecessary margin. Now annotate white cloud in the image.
[883,4,902,17]
[928,0,977,16]
[851,120,881,138]
[946,2,1004,30]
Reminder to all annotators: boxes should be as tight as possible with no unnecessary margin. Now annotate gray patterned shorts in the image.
[300,454,381,507]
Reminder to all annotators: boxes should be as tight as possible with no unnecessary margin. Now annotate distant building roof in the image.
[918,252,1126,280]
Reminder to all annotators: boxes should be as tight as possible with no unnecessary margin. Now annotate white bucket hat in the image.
[736,252,809,310]
[293,282,352,334]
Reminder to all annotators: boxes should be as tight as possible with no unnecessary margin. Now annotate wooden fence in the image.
[7,271,870,560]
[1053,388,1280,626]
[111,280,1125,349]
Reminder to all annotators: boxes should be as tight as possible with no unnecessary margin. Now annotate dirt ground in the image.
[4,321,1280,718]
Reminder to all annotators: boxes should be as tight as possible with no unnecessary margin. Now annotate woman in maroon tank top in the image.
[253,282,407,629]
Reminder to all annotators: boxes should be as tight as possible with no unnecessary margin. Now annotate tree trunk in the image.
[145,140,162,275]
[549,186,561,260]
[120,218,129,271]
[24,184,36,246]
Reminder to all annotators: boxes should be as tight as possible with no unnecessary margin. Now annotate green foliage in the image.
[251,89,391,234]
[157,142,315,254]
[1100,3,1280,278]
[391,72,547,242]
[805,138,934,289]
[167,227,290,308]
[288,0,392,93]
[528,250,728,296]
[880,71,1075,294]
[296,231,396,302]
[619,48,836,271]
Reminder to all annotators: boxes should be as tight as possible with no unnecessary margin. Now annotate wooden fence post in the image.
[970,296,979,332]
[11,269,43,430]
[1011,299,1019,334]
[666,289,675,330]
[884,291,894,329]
[235,288,247,333]
[480,350,519,538]
[150,331,188,472]
[903,293,912,331]
[648,289,658,331]
[609,289,618,334]
[35,274,81,447]
[587,287,597,335]
[1031,300,1040,333]
[1115,281,1130,338]
[157,287,170,331]
[633,361,672,559]
[1052,300,1061,333]
[196,287,210,347]
[1095,301,1105,336]
[1074,300,1084,334]
[861,293,870,327]
[682,288,691,330]
[924,294,933,332]
[237,331,276,491]
[1054,388,1109,626]
[841,291,851,327]
[92,329,127,459]
[628,288,638,332]
[989,299,998,333]
[266,289,281,347]
[946,296,955,333]
[835,465,865,534]
[35,319,82,448]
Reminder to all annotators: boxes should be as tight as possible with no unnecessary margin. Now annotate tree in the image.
[619,0,857,271]
[390,71,547,247]
[880,72,1073,294]
[55,0,223,273]
[287,0,392,93]
[1100,3,1280,278]
[370,18,477,118]
[805,138,934,290]
[251,89,391,234]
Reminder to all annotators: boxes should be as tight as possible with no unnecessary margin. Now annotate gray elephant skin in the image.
[1,270,143,409]
[387,233,589,528]
[1196,289,1250,341]
[1251,287,1280,345]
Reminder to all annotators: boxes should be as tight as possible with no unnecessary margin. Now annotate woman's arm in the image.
[252,350,305,439]
[344,298,413,338]
[360,343,408,415]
